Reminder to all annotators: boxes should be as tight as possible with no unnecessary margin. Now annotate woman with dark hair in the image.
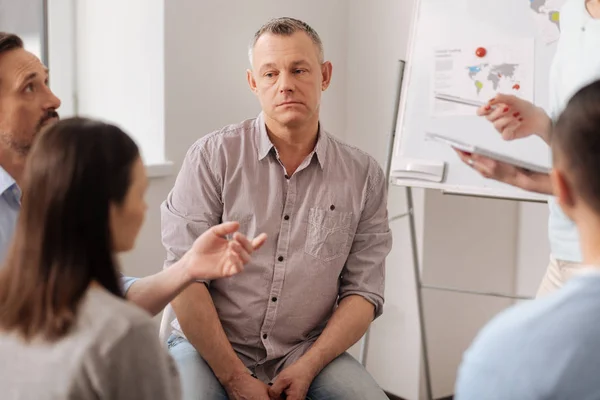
[0,118,265,399]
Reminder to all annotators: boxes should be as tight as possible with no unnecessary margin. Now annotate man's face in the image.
[0,48,61,155]
[247,31,332,129]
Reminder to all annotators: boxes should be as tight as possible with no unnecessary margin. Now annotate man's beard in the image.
[0,130,32,156]
[0,111,61,156]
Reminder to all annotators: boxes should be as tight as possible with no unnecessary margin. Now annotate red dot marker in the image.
[513,83,521,90]
[475,47,487,57]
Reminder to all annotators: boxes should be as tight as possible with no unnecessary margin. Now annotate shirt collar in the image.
[0,165,16,196]
[256,112,328,169]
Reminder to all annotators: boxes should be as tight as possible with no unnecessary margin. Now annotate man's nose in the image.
[44,87,61,111]
[278,72,295,93]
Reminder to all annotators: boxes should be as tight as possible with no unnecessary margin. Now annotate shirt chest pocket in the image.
[304,207,353,262]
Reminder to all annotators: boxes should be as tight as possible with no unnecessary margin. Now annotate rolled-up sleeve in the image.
[160,141,223,280]
[339,162,392,319]
[120,275,138,294]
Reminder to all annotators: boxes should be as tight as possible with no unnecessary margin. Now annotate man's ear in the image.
[320,61,332,91]
[552,167,576,218]
[247,69,258,94]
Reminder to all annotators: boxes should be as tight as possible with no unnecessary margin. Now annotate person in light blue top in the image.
[0,31,267,317]
[455,0,600,296]
[456,79,600,399]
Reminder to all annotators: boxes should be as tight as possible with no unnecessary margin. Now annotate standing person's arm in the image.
[162,143,271,400]
[454,94,554,195]
[477,94,553,144]
[454,150,553,195]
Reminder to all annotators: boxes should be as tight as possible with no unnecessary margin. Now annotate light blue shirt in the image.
[546,0,600,262]
[0,166,138,292]
[0,166,21,264]
[456,270,600,399]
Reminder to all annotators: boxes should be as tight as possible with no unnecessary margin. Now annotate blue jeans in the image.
[167,335,388,400]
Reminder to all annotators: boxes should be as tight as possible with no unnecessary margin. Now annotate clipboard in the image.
[425,132,551,174]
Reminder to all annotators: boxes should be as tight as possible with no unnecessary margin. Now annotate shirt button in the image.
[330,204,335,211]
[278,256,284,262]
[263,334,268,339]
[284,215,290,221]
[285,174,290,179]
[271,297,277,302]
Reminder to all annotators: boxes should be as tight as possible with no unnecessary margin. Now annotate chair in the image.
[158,304,177,344]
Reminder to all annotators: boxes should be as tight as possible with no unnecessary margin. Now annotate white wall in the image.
[419,192,518,398]
[0,0,42,33]
[48,0,76,118]
[0,0,43,58]
[75,0,165,165]
[515,203,550,296]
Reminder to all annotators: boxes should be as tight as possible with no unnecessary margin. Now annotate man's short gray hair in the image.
[248,17,324,67]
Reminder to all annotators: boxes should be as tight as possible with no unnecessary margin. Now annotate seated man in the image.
[455,79,600,399]
[161,17,392,400]
[0,32,263,317]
